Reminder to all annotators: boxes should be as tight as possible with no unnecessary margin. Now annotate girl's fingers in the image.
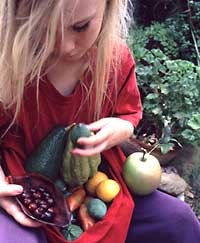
[0,184,23,197]
[72,141,107,156]
[86,118,108,131]
[1,198,42,227]
[78,128,110,147]
[73,118,132,156]
[13,210,42,227]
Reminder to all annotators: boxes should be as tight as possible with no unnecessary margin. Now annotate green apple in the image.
[123,152,161,196]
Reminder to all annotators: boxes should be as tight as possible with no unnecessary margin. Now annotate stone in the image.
[158,166,188,196]
[176,192,185,201]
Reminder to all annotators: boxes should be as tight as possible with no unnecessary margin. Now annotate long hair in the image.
[0,0,131,126]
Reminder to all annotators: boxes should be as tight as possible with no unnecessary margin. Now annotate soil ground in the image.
[185,188,200,221]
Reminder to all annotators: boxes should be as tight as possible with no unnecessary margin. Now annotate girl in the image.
[0,0,200,243]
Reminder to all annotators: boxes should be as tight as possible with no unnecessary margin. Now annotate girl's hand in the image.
[71,118,134,156]
[0,168,42,227]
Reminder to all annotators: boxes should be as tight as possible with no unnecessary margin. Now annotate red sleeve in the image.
[0,105,26,176]
[114,46,142,127]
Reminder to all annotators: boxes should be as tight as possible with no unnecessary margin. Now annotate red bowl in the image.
[8,173,71,228]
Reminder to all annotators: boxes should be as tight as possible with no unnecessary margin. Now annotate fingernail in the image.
[15,185,23,193]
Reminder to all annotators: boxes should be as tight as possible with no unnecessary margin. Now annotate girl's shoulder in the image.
[117,42,136,67]
[113,41,136,82]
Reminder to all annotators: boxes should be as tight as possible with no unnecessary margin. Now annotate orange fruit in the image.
[85,171,108,196]
[96,179,120,203]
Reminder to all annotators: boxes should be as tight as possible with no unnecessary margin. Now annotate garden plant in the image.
[128,0,200,219]
[128,0,200,153]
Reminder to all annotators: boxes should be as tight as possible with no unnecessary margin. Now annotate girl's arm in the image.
[72,47,142,156]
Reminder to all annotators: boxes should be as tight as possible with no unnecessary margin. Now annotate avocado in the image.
[25,126,67,181]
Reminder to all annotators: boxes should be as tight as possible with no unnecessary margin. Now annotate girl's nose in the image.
[61,36,76,55]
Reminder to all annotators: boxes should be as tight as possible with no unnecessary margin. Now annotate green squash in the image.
[62,123,101,188]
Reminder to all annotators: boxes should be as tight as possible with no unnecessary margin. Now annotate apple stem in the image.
[141,148,147,161]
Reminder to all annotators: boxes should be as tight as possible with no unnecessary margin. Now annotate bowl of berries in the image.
[8,173,71,227]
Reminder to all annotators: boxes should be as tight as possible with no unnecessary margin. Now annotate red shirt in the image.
[0,46,142,243]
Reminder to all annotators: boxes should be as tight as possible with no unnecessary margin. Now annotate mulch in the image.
[185,187,200,221]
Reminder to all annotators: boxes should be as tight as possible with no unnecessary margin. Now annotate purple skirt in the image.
[0,190,200,243]
[0,209,47,243]
[126,190,200,243]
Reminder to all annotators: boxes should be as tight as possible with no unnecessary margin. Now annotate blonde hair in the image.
[0,0,131,126]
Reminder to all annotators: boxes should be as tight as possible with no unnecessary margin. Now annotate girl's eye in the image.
[72,22,90,32]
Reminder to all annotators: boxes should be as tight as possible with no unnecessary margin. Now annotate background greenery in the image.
[128,0,200,146]
[128,0,200,217]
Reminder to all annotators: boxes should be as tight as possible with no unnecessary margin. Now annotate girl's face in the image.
[53,0,106,62]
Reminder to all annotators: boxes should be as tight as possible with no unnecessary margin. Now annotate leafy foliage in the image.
[129,1,200,64]
[128,10,200,148]
[128,23,178,59]
[165,1,200,65]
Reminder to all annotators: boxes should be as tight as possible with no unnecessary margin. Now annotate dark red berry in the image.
[40,203,48,210]
[23,198,32,205]
[28,203,37,212]
[43,191,51,198]
[37,207,45,213]
[34,208,43,218]
[35,199,42,205]
[30,188,36,193]
[46,198,55,206]
[38,187,45,192]
[33,191,42,199]
[47,207,55,213]
[42,211,54,222]
[21,191,32,199]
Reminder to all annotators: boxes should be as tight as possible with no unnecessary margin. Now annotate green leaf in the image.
[188,114,200,130]
[160,143,174,154]
[146,93,159,100]
[181,129,195,140]
[152,107,161,115]
[160,87,169,95]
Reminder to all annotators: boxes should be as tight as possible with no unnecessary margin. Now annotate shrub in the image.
[129,1,200,65]
[128,24,200,147]
[165,1,200,65]
[128,22,178,59]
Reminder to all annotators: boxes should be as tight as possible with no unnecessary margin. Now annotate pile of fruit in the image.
[58,171,120,241]
[18,122,161,241]
[22,123,120,241]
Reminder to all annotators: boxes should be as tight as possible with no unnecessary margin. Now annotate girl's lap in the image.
[0,209,47,243]
[126,189,200,243]
[1,190,200,243]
